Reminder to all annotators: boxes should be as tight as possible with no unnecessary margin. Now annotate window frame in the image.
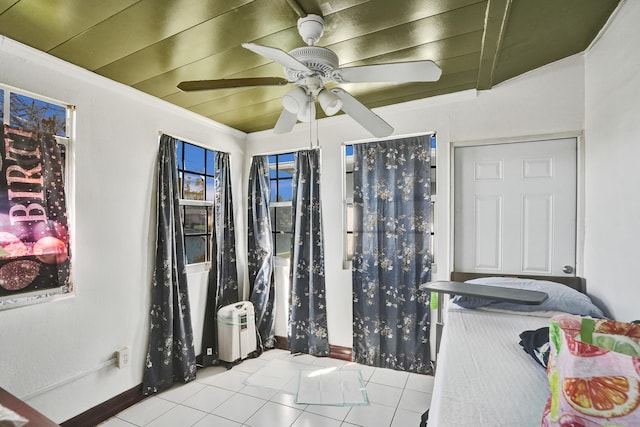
[267,152,295,259]
[174,138,216,267]
[0,83,75,309]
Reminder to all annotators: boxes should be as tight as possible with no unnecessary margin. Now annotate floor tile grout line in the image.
[105,350,434,427]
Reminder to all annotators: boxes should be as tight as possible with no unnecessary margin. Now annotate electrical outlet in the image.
[116,347,129,369]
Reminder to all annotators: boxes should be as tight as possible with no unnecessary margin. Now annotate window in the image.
[268,153,295,258]
[0,84,74,308]
[1,86,70,178]
[176,140,216,265]
[1,85,71,155]
[343,134,437,266]
[343,145,355,261]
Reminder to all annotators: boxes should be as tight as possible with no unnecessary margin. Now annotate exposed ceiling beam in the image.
[476,0,512,89]
[286,0,307,18]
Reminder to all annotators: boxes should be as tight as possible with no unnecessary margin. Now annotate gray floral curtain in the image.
[352,136,432,374]
[248,156,276,349]
[201,151,239,366]
[289,149,330,356]
[143,134,197,395]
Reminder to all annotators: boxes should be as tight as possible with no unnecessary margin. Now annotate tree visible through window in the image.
[8,92,67,136]
[176,140,216,264]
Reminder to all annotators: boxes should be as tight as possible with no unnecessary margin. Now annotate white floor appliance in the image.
[217,301,257,364]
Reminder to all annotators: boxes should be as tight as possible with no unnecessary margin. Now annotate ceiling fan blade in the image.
[177,77,288,91]
[274,109,298,134]
[242,43,311,73]
[337,60,442,83]
[331,88,393,138]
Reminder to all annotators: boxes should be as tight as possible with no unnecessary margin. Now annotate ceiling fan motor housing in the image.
[286,46,339,83]
[297,14,325,45]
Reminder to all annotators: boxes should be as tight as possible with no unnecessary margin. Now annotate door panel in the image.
[454,138,577,276]
[474,195,502,270]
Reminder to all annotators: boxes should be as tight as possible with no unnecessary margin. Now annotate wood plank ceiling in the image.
[0,0,620,134]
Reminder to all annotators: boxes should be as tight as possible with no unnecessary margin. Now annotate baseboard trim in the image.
[329,344,352,361]
[60,384,144,427]
[275,335,288,350]
[274,336,352,361]
[60,341,352,426]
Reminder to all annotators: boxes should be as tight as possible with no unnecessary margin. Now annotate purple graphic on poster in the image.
[0,125,71,297]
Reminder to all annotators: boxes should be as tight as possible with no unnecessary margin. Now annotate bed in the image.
[426,272,604,427]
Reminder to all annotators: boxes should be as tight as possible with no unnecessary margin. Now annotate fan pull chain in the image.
[309,103,313,150]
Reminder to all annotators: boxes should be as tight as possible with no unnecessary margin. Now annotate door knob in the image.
[562,265,574,274]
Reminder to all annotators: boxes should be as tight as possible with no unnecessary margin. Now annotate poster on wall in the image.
[0,124,71,307]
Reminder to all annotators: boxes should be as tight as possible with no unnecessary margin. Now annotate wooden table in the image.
[420,280,548,305]
[0,387,60,427]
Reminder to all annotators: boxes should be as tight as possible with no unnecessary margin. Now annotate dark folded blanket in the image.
[519,327,550,368]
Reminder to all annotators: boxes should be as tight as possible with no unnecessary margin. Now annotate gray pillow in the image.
[451,277,605,318]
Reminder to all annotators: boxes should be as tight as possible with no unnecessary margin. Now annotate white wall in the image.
[246,53,586,348]
[4,5,634,417]
[0,37,247,423]
[584,0,640,321]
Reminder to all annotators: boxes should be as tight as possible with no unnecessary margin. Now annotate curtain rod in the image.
[342,131,436,146]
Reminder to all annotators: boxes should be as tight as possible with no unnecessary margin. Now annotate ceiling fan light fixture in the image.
[282,86,308,113]
[297,100,315,123]
[318,89,343,116]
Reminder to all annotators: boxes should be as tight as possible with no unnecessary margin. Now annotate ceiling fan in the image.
[178,14,442,138]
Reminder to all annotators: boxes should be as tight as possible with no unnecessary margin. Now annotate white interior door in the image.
[454,138,577,276]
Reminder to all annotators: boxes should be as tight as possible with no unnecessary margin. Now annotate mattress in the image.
[428,304,552,426]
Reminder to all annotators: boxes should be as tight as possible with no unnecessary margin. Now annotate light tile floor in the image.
[100,349,434,427]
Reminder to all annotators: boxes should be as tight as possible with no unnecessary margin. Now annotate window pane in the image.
[10,93,66,136]
[277,153,294,178]
[176,140,183,169]
[431,171,436,196]
[277,167,293,179]
[276,178,293,202]
[0,89,4,123]
[345,145,354,156]
[183,173,205,200]
[177,171,184,198]
[184,143,205,173]
[206,176,215,201]
[268,155,277,178]
[345,173,354,198]
[269,207,275,228]
[183,206,207,235]
[347,234,354,260]
[275,233,291,258]
[346,205,354,233]
[278,152,294,163]
[206,149,215,175]
[273,205,292,233]
[270,184,277,202]
[185,236,207,264]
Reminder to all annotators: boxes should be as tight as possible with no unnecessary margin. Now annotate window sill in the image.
[185,262,211,275]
